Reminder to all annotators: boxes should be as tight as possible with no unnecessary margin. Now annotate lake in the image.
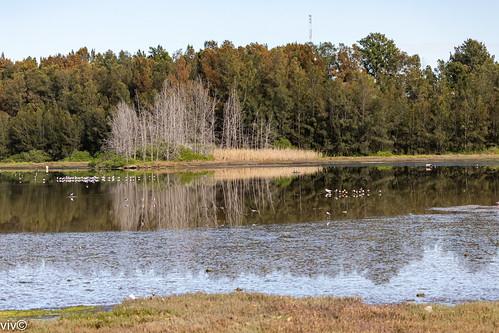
[0,163,498,309]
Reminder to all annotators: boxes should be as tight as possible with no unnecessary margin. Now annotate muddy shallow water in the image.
[0,165,498,309]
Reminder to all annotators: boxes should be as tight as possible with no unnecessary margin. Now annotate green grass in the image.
[0,306,97,320]
[366,147,499,158]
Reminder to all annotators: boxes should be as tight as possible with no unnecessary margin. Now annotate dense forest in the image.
[0,33,497,161]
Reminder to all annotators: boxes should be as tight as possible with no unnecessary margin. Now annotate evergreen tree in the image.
[0,37,497,160]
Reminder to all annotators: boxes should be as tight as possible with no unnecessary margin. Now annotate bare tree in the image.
[107,102,138,161]
[250,113,273,149]
[108,80,275,161]
[221,87,273,149]
[108,80,216,161]
[222,87,244,148]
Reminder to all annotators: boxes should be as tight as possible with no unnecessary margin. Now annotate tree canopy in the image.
[0,34,497,160]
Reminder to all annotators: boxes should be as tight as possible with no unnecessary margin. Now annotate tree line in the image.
[0,33,497,160]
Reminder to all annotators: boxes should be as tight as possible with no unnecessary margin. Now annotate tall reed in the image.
[213,148,321,161]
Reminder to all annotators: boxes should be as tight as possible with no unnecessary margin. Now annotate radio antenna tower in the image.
[308,14,313,43]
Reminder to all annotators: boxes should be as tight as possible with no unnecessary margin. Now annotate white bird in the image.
[325,189,332,194]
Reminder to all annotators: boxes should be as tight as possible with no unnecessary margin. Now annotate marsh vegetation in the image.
[21,293,499,333]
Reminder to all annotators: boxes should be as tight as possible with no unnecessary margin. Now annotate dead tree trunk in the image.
[222,87,243,148]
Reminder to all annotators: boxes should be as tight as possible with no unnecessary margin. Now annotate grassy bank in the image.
[0,305,98,321]
[0,161,89,171]
[9,293,499,333]
[1,150,499,171]
[122,150,499,171]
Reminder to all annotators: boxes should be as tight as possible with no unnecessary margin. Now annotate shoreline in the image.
[0,153,499,171]
[4,293,498,332]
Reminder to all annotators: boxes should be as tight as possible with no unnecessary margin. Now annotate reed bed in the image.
[27,293,499,333]
[213,148,322,162]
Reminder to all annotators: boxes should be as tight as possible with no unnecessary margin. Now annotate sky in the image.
[1,0,498,66]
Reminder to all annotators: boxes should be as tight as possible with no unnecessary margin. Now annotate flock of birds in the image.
[55,175,161,201]
[324,187,381,199]
[15,169,499,212]
[321,187,383,219]
[55,175,158,183]
[13,174,158,184]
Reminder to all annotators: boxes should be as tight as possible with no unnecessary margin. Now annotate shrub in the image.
[63,151,93,162]
[175,147,214,162]
[90,152,129,169]
[5,150,52,163]
[373,151,394,157]
[273,137,294,149]
[135,143,175,161]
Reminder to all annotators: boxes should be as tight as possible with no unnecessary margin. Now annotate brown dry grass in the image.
[213,148,322,162]
[26,293,499,333]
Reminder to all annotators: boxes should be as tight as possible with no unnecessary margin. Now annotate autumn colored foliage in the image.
[0,35,497,160]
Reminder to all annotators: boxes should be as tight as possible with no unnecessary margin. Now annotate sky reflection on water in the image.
[0,166,498,309]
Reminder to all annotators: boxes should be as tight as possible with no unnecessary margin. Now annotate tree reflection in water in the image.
[0,166,498,308]
[0,166,497,233]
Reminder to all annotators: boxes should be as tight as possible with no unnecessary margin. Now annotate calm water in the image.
[0,164,498,309]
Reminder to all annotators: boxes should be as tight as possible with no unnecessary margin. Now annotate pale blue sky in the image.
[1,0,498,66]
